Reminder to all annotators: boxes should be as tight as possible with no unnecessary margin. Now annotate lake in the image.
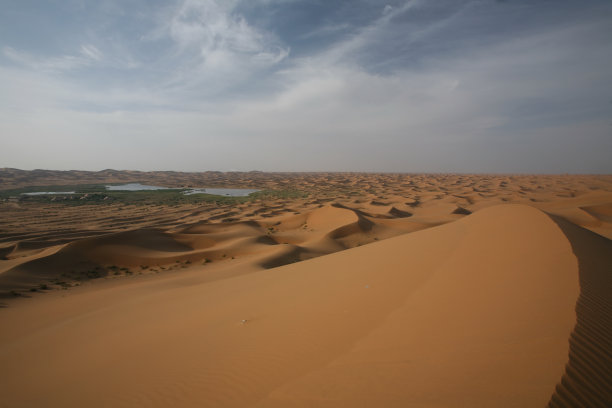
[20,184,259,197]
[106,183,168,191]
[107,183,259,196]
[23,191,76,196]
[183,188,260,197]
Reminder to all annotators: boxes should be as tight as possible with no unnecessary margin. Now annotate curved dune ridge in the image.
[1,204,609,407]
[546,216,612,407]
[0,204,434,293]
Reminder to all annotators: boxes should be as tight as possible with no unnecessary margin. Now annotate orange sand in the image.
[0,171,611,407]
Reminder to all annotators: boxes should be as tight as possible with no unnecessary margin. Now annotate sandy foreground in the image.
[0,171,611,407]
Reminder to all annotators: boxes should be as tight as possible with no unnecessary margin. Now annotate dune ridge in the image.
[1,204,607,407]
[547,216,612,407]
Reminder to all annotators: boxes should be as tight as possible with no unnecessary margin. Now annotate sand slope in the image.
[1,204,602,407]
[547,216,612,407]
[0,204,429,293]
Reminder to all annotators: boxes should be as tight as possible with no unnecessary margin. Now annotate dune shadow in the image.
[452,206,472,215]
[547,215,612,407]
[259,246,306,269]
[255,235,279,245]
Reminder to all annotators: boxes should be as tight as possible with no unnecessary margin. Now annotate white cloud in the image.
[80,44,103,61]
[300,0,423,69]
[3,43,107,74]
[3,46,93,72]
[160,0,289,90]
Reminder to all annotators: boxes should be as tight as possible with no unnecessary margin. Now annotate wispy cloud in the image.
[3,46,94,72]
[298,23,351,40]
[4,43,107,73]
[305,0,423,68]
[0,0,610,172]
[154,0,289,93]
[80,44,103,61]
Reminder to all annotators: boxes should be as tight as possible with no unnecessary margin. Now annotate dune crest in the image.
[546,216,612,407]
[0,205,594,407]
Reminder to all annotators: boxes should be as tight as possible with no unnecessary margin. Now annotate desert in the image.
[2,1,612,406]
[0,169,611,407]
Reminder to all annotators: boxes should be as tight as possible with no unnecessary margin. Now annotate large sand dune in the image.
[1,172,611,406]
[0,204,609,407]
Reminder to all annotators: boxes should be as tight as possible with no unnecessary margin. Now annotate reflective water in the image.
[183,188,259,197]
[106,184,259,196]
[106,183,168,191]
[21,184,259,197]
[22,191,76,195]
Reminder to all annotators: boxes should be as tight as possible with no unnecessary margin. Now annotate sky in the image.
[1,0,611,173]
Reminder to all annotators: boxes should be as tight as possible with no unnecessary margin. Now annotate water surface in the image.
[106,183,259,196]
[20,184,259,197]
[23,191,76,195]
[106,183,168,191]
[183,188,259,197]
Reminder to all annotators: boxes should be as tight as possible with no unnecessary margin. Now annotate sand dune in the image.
[1,172,611,407]
[0,203,429,293]
[0,204,609,407]
[546,216,612,407]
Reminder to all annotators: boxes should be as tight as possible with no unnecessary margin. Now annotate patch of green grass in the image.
[249,189,309,200]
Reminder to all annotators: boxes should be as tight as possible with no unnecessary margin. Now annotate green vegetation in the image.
[0,184,309,206]
[249,189,309,200]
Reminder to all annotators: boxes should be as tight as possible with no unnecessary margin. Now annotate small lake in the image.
[183,188,259,197]
[23,191,76,196]
[20,184,259,197]
[106,183,168,191]
[107,183,259,197]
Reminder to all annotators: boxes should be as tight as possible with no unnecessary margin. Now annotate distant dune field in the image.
[0,171,611,407]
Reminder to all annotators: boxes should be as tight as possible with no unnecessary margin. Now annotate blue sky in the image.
[1,0,611,173]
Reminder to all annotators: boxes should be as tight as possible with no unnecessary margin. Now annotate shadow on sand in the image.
[547,215,612,407]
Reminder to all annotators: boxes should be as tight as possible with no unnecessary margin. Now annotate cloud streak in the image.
[3,46,97,72]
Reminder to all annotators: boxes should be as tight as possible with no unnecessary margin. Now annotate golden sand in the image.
[1,171,611,407]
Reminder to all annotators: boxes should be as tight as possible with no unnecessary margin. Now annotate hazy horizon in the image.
[1,0,611,174]
[4,167,612,177]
